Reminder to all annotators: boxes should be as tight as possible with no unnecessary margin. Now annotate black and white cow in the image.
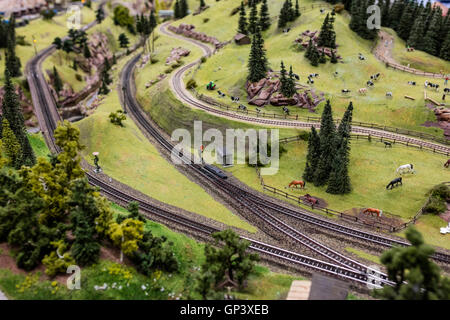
[342,89,351,94]
[386,91,393,98]
[283,106,290,115]
[407,81,416,86]
[231,96,240,103]
[283,28,291,33]
[238,104,247,111]
[444,88,450,94]
[367,80,374,87]
[309,73,319,78]
[293,73,300,80]
[217,90,226,97]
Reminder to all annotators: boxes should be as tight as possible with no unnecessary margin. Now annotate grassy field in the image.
[172,0,447,137]
[28,133,49,159]
[75,53,256,232]
[385,28,450,75]
[0,204,298,300]
[345,247,381,264]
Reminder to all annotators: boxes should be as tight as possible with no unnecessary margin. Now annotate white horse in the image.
[396,163,415,175]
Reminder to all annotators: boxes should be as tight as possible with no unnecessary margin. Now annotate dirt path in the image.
[374,30,446,78]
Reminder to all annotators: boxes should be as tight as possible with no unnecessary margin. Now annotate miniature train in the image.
[203,164,228,179]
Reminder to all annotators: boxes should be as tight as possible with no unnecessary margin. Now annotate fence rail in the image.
[191,89,450,146]
[279,133,450,157]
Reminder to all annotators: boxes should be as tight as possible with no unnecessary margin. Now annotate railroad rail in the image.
[25,16,393,289]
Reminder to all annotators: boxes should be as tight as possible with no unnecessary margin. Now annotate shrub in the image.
[41,9,56,20]
[16,35,30,46]
[164,68,173,74]
[423,197,447,215]
[109,110,127,126]
[75,74,83,81]
[297,130,310,141]
[186,79,197,89]
[203,18,210,23]
[423,184,450,215]
[200,56,207,63]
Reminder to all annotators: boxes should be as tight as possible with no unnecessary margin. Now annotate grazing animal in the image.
[367,80,374,87]
[283,106,290,115]
[370,73,381,80]
[287,180,306,189]
[231,96,240,103]
[386,91,393,98]
[283,28,291,33]
[384,141,392,148]
[303,194,319,208]
[358,53,366,60]
[238,104,247,111]
[444,88,450,94]
[408,81,416,86]
[255,107,261,113]
[293,73,300,80]
[396,163,415,174]
[358,88,367,95]
[217,90,226,97]
[342,89,351,94]
[363,208,383,218]
[307,77,314,84]
[444,159,450,168]
[386,177,403,190]
[309,73,319,78]
[425,81,440,91]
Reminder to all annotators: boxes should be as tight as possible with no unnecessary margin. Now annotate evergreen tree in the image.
[238,2,248,34]
[1,69,35,167]
[330,49,338,63]
[247,28,267,83]
[287,0,295,21]
[5,36,21,77]
[83,43,91,59]
[149,10,157,30]
[407,10,426,50]
[278,0,290,29]
[349,0,362,32]
[174,0,181,19]
[53,66,63,96]
[373,227,450,300]
[304,38,313,60]
[248,0,259,34]
[259,0,271,31]
[118,33,130,49]
[295,0,301,18]
[381,0,391,27]
[440,32,450,61]
[285,65,297,97]
[200,0,206,9]
[309,44,319,66]
[96,6,105,23]
[279,61,288,95]
[422,9,442,56]
[180,0,189,18]
[313,100,336,186]
[303,126,321,182]
[397,1,416,40]
[319,50,326,63]
[1,118,21,168]
[317,14,331,47]
[388,0,407,31]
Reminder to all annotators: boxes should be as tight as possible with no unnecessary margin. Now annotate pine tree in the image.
[238,2,248,34]
[397,1,416,40]
[96,6,105,23]
[279,61,288,96]
[440,32,450,61]
[317,14,331,47]
[349,0,362,32]
[200,0,206,9]
[330,49,338,63]
[407,11,426,50]
[309,45,319,66]
[259,0,271,31]
[174,0,181,19]
[304,38,313,60]
[180,0,189,18]
[287,0,295,22]
[388,0,407,31]
[319,50,326,63]
[285,66,297,97]
[83,43,91,59]
[1,69,35,167]
[381,0,391,27]
[295,0,301,18]
[1,118,21,168]
[247,28,267,83]
[119,33,130,48]
[313,100,336,186]
[248,0,259,34]
[303,127,320,182]
[53,66,63,96]
[422,9,442,56]
[278,0,290,29]
[5,35,21,77]
[149,10,157,30]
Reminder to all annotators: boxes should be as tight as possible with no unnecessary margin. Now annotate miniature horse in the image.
[386,177,402,190]
[287,180,306,189]
[303,194,319,209]
[445,159,450,168]
[363,208,383,218]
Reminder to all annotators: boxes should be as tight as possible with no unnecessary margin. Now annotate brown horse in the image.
[288,180,306,189]
[303,194,319,209]
[444,159,450,168]
[363,208,383,218]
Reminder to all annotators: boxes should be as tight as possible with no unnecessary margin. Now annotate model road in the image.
[159,23,450,153]
[25,12,393,290]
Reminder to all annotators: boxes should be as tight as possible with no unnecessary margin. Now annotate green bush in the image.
[109,110,127,126]
[164,68,172,74]
[297,130,310,141]
[429,184,450,201]
[203,18,210,23]
[16,36,30,46]
[186,79,197,89]
[75,74,83,81]
[423,198,447,215]
[200,56,207,63]
[423,184,450,215]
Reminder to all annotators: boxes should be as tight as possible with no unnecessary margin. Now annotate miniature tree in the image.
[303,126,321,182]
[1,118,22,168]
[95,6,105,24]
[247,27,267,82]
[248,0,258,34]
[53,66,63,96]
[238,1,248,34]
[259,0,271,31]
[109,110,127,126]
[118,33,130,49]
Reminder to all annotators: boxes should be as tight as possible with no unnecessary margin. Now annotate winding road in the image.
[159,24,450,153]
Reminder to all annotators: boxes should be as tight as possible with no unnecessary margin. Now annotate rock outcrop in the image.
[166,47,190,65]
[294,29,342,60]
[168,24,230,50]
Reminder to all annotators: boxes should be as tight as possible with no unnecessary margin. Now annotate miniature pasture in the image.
[385,28,450,75]
[75,53,256,233]
[176,0,446,137]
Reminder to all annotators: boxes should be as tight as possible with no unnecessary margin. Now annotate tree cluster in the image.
[0,16,22,77]
[174,0,189,19]
[194,230,259,299]
[0,121,179,277]
[278,0,300,29]
[303,100,353,194]
[113,5,136,34]
[349,0,379,40]
[99,59,113,95]
[317,13,336,48]
[279,61,297,98]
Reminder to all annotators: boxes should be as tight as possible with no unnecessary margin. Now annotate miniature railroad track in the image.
[160,23,450,154]
[25,17,392,289]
